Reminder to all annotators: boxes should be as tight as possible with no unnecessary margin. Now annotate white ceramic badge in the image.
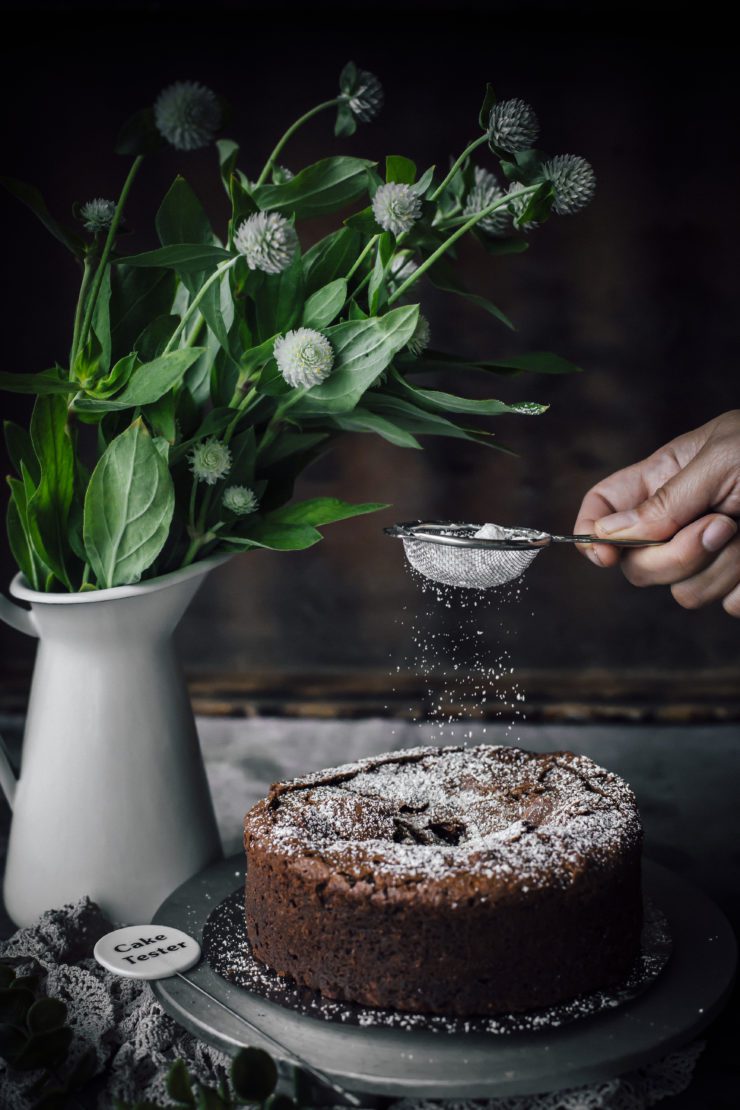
[93,925,201,979]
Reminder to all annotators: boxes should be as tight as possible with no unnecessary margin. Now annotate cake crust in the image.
[243,745,643,1016]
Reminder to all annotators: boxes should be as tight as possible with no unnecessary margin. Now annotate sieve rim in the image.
[384,521,552,551]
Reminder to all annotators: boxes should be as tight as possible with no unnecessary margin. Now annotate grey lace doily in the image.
[202,888,672,1035]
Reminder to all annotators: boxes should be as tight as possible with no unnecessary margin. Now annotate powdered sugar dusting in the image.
[245,745,642,889]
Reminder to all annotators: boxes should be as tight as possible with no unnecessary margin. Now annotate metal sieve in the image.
[385,521,664,590]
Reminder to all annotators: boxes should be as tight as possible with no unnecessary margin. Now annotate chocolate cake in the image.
[243,745,643,1016]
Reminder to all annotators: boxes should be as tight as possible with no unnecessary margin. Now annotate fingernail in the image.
[596,510,639,536]
[702,517,738,553]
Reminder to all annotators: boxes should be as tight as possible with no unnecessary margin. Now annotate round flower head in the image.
[154,81,221,151]
[543,154,596,215]
[234,212,299,275]
[189,437,232,486]
[406,313,431,358]
[80,198,116,234]
[274,328,334,390]
[223,485,259,516]
[463,167,510,237]
[372,183,422,236]
[487,98,539,152]
[506,181,539,230]
[272,165,294,184]
[344,68,384,122]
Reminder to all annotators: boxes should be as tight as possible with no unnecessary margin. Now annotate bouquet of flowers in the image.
[1,65,594,592]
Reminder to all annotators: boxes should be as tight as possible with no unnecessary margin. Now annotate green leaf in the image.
[26,997,67,1034]
[0,965,15,989]
[365,393,513,452]
[302,227,362,295]
[333,407,422,448]
[230,1046,278,1101]
[518,179,554,225]
[216,139,240,192]
[156,176,213,249]
[134,316,180,363]
[269,497,387,526]
[427,259,514,330]
[195,1088,227,1110]
[115,244,231,273]
[110,266,177,364]
[296,305,419,415]
[253,157,375,219]
[83,419,175,588]
[334,100,357,138]
[253,251,304,340]
[7,481,39,588]
[257,430,329,467]
[478,83,496,130]
[222,522,322,551]
[403,349,582,377]
[390,372,548,416]
[0,369,78,395]
[301,278,347,329]
[386,155,416,184]
[0,176,84,257]
[27,395,75,589]
[74,349,206,412]
[167,1058,195,1106]
[4,421,39,481]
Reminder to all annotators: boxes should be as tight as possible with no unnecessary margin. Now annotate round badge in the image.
[93,925,201,979]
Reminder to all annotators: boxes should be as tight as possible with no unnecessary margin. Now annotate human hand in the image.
[573,410,740,615]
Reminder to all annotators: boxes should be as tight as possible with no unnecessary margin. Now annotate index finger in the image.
[573,463,655,567]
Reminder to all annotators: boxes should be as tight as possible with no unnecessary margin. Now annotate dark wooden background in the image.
[1,1,739,710]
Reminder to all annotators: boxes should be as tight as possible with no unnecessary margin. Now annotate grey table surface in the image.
[1,715,739,1105]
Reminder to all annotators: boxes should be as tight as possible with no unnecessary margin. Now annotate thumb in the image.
[594,450,725,541]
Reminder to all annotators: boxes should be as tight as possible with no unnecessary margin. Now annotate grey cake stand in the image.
[151,857,736,1102]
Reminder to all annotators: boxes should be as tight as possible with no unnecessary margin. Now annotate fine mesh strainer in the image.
[385,521,664,590]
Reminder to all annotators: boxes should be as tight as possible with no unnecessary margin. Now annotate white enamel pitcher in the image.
[0,556,227,927]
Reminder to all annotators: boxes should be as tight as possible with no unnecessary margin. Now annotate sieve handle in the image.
[553,534,666,547]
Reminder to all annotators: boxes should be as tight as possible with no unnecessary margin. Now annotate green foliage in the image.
[1,71,589,593]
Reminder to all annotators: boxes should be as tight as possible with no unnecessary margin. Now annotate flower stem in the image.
[387,185,538,306]
[77,155,144,355]
[164,256,239,355]
[70,251,96,371]
[257,388,307,457]
[346,234,379,281]
[255,98,341,187]
[429,134,488,202]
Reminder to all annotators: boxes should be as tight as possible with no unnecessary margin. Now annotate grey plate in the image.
[152,857,736,1100]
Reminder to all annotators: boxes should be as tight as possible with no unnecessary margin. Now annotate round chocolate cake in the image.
[243,745,643,1016]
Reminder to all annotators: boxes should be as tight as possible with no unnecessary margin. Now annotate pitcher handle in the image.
[0,594,38,809]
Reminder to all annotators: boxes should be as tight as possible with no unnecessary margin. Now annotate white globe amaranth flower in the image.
[488,98,539,152]
[543,154,596,215]
[372,183,422,236]
[154,81,221,151]
[223,485,259,516]
[274,328,334,390]
[463,167,510,237]
[340,65,384,122]
[406,313,431,358]
[233,212,299,275]
[80,198,116,233]
[189,437,232,486]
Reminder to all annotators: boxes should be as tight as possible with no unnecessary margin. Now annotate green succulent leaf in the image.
[230,1046,279,1101]
[11,1026,74,1071]
[0,985,35,1025]
[166,1058,195,1106]
[83,419,175,588]
[253,157,375,219]
[26,997,67,1034]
